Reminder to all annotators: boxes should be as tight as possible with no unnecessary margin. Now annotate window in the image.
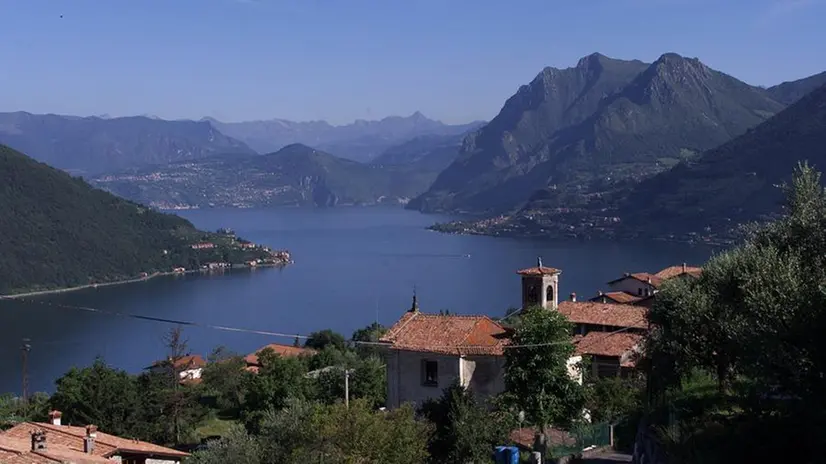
[637,288,643,296]
[422,360,438,386]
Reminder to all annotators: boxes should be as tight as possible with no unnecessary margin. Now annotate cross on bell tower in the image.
[516,257,561,310]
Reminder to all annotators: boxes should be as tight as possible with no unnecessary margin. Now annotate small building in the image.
[148,355,206,382]
[606,272,662,297]
[1,411,189,463]
[380,295,510,409]
[518,259,647,380]
[190,242,216,250]
[654,263,702,280]
[244,343,315,373]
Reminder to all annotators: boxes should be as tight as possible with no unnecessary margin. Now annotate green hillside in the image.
[0,144,270,294]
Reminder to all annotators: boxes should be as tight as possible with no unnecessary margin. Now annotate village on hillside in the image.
[0,257,699,463]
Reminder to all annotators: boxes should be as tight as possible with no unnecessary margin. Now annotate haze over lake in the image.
[0,207,715,393]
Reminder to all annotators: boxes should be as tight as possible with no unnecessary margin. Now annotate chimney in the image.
[682,262,687,272]
[569,292,577,302]
[84,425,97,454]
[48,410,62,426]
[624,272,630,277]
[31,430,47,451]
[647,276,652,284]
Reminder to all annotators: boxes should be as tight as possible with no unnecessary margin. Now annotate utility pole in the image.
[21,338,31,407]
[344,369,353,408]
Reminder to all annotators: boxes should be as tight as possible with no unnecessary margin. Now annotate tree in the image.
[313,356,386,408]
[352,322,388,359]
[419,383,513,464]
[50,358,140,436]
[304,329,347,351]
[503,307,585,451]
[202,347,247,413]
[191,425,262,464]
[1,392,49,430]
[241,349,312,432]
[585,377,643,425]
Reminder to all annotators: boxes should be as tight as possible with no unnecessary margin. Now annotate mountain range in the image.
[0,112,255,175]
[91,138,462,209]
[0,144,270,294]
[617,80,826,237]
[409,52,787,215]
[205,112,483,163]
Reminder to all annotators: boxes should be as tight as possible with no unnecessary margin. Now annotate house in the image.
[606,272,662,298]
[379,295,510,408]
[148,355,206,382]
[517,260,646,379]
[0,411,189,464]
[654,263,702,280]
[190,242,215,250]
[244,343,315,373]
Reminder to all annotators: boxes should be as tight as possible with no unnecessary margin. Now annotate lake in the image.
[0,207,716,393]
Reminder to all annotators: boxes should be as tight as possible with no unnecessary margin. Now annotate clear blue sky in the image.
[0,0,823,125]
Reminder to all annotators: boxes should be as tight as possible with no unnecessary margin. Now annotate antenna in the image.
[21,338,31,405]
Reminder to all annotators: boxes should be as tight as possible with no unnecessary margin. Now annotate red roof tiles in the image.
[380,311,509,356]
[244,343,315,367]
[573,332,643,357]
[608,272,664,288]
[655,265,702,280]
[2,422,189,459]
[516,266,561,276]
[589,291,643,304]
[558,301,648,329]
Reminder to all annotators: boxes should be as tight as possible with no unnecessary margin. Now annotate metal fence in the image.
[549,422,612,458]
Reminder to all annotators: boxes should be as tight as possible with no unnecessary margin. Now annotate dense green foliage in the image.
[0,144,273,294]
[0,112,254,174]
[503,307,585,433]
[93,143,455,208]
[193,400,430,464]
[411,52,785,214]
[419,383,513,464]
[643,164,826,462]
[621,82,826,235]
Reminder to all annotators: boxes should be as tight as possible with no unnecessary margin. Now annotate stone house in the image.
[379,295,511,408]
[0,411,189,463]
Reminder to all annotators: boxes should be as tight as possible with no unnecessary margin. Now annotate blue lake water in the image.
[0,207,716,393]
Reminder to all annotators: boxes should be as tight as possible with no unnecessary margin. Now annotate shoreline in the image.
[0,262,289,300]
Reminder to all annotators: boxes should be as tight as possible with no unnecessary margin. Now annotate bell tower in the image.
[516,257,561,311]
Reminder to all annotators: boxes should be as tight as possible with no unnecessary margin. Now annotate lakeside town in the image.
[0,256,698,463]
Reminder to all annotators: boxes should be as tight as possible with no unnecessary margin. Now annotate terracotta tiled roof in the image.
[655,265,703,280]
[516,266,561,276]
[589,291,642,304]
[509,427,574,450]
[379,311,509,356]
[608,272,664,288]
[244,343,316,366]
[150,354,206,370]
[573,332,643,357]
[2,422,189,459]
[558,301,648,329]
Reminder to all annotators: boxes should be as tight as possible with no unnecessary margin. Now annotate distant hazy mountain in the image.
[766,71,826,105]
[0,112,255,174]
[618,82,826,235]
[92,143,447,209]
[409,52,785,214]
[206,112,484,162]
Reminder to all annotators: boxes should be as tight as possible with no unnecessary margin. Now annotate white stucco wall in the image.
[461,356,506,398]
[608,277,656,297]
[567,355,584,385]
[179,367,203,380]
[385,350,461,408]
